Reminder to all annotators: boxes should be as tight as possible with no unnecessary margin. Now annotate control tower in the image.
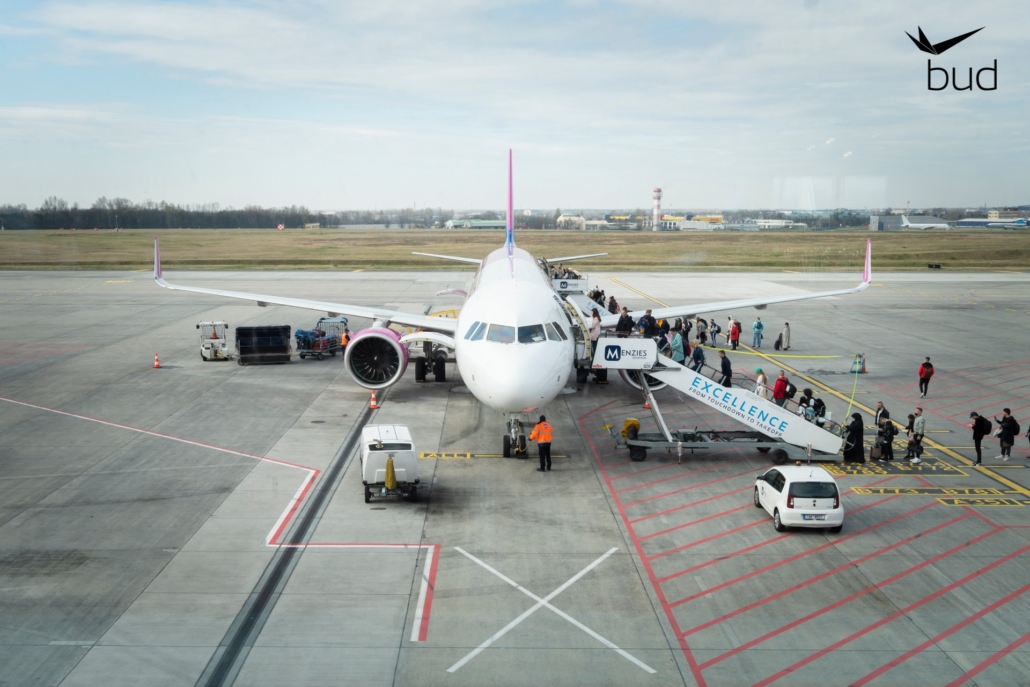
[652,187,662,232]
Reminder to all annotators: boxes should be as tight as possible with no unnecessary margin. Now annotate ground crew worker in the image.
[530,415,553,472]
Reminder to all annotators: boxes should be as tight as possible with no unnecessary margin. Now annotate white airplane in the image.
[901,216,950,230]
[154,150,872,456]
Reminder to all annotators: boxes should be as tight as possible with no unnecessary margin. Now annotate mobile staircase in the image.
[591,334,845,464]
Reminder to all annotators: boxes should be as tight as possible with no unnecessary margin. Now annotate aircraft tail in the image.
[505,149,514,248]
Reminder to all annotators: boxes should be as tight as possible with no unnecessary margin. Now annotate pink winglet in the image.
[863,239,872,283]
[154,237,162,279]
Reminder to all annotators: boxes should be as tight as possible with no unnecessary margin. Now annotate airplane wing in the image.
[601,240,872,326]
[544,252,607,263]
[412,252,482,265]
[154,238,458,334]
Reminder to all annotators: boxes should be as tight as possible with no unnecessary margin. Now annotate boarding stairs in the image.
[591,335,844,456]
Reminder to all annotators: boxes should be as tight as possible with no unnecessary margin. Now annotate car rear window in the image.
[790,482,837,498]
[369,442,412,451]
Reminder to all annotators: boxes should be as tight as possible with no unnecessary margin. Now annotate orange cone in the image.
[643,398,650,409]
[153,353,161,369]
[370,390,378,409]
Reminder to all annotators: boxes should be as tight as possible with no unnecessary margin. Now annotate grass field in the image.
[1,228,1027,271]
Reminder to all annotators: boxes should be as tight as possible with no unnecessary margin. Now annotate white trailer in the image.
[360,425,421,503]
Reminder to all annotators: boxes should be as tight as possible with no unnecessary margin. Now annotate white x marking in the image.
[447,547,656,674]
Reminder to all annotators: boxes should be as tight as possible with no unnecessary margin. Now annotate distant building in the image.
[869,215,903,231]
[556,213,586,230]
[742,219,807,229]
[989,209,1022,220]
[955,218,992,227]
[583,220,611,230]
[445,219,506,229]
[691,214,724,224]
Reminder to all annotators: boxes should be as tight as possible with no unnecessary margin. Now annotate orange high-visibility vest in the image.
[530,422,553,443]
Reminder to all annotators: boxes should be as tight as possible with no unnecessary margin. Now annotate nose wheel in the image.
[504,418,527,458]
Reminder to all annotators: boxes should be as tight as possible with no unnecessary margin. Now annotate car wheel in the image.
[503,434,512,458]
[414,358,427,382]
[576,367,589,384]
[316,353,324,360]
[773,509,786,532]
[408,486,418,503]
[771,449,789,465]
[630,446,647,462]
[754,488,762,508]
[364,486,371,504]
[829,524,842,534]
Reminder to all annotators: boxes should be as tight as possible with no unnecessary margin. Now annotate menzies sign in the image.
[592,338,657,370]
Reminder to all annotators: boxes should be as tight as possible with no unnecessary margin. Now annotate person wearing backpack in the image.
[876,412,896,462]
[970,411,991,465]
[994,408,1019,462]
[730,319,741,350]
[709,318,721,348]
[772,370,789,407]
[752,317,765,348]
[918,357,935,398]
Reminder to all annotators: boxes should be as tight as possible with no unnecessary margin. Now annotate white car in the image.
[754,465,844,533]
[360,424,420,503]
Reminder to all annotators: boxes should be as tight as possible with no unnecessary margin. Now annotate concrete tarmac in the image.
[1,268,1029,687]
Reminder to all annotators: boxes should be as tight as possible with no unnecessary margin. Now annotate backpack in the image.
[1014,421,1022,435]
[982,418,992,434]
[774,334,782,350]
[812,398,826,416]
[784,382,797,399]
[712,324,721,334]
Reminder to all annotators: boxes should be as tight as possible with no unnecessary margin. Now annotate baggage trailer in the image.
[591,334,844,465]
[235,325,291,365]
[360,424,420,503]
[296,316,348,360]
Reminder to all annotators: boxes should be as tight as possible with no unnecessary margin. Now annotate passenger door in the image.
[760,470,782,513]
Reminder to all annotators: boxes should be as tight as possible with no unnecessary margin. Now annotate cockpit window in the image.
[550,321,569,341]
[518,324,547,344]
[470,322,487,341]
[486,324,515,343]
[544,323,562,341]
[464,321,482,340]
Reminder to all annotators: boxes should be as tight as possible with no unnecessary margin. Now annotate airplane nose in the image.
[464,346,567,412]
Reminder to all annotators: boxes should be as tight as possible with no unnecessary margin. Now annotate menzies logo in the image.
[906,26,995,91]
[604,345,621,362]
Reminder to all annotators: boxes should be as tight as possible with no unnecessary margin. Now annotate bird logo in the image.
[906,26,984,55]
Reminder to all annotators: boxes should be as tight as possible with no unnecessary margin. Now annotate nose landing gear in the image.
[503,417,527,458]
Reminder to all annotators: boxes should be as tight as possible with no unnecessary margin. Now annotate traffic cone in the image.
[643,398,650,409]
[860,354,867,374]
[370,390,378,409]
[153,353,161,369]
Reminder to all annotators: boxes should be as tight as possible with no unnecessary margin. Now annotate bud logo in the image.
[906,26,996,91]
[604,345,621,362]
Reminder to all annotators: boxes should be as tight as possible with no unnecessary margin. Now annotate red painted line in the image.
[932,387,1028,412]
[418,544,441,642]
[703,525,1005,670]
[752,539,1030,687]
[1,394,443,641]
[609,460,686,481]
[639,503,753,541]
[850,576,1030,687]
[652,480,903,585]
[616,461,728,494]
[580,409,709,687]
[684,510,971,638]
[630,485,754,525]
[668,497,930,607]
[622,467,756,509]
[649,514,768,561]
[943,624,1030,687]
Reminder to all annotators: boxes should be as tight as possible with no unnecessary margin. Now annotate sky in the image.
[1,0,1027,211]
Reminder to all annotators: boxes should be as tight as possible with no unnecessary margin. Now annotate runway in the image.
[2,268,1029,687]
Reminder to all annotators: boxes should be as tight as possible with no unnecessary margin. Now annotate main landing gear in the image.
[503,416,528,458]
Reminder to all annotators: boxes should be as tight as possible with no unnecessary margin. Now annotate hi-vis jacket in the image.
[530,422,553,443]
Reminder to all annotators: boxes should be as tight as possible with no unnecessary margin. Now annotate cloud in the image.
[843,151,852,158]
[2,0,1028,207]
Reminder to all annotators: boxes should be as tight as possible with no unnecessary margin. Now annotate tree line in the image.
[0,197,457,230]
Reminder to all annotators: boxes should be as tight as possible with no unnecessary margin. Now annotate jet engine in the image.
[344,327,409,389]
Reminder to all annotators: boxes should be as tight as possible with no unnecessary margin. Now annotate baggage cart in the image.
[235,325,291,365]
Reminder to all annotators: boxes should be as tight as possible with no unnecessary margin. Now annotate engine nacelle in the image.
[344,328,409,389]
